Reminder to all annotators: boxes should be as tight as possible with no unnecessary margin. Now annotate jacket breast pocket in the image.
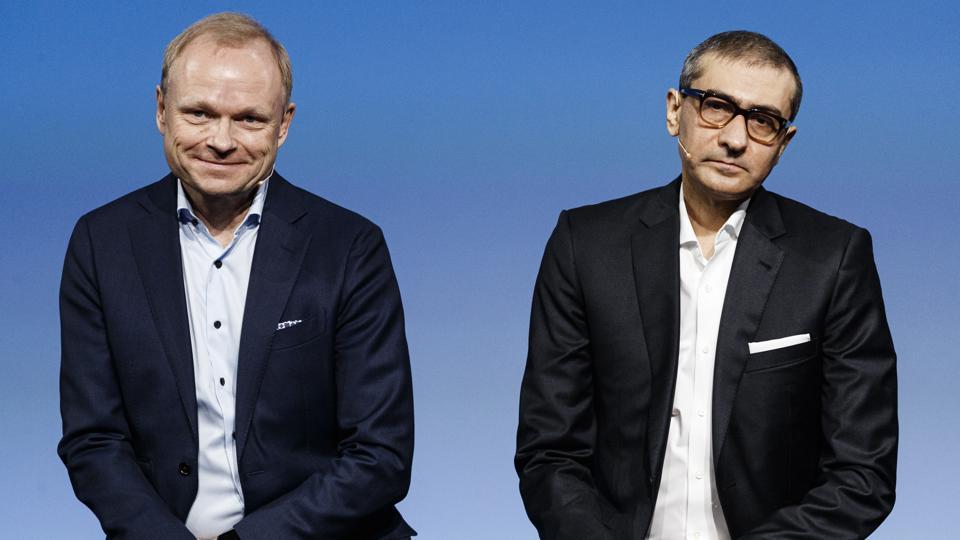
[744,337,818,373]
[270,310,326,351]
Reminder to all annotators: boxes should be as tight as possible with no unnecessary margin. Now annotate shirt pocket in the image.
[744,337,818,373]
[270,309,326,351]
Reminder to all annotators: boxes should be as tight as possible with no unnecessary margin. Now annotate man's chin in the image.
[691,171,761,201]
[180,173,261,199]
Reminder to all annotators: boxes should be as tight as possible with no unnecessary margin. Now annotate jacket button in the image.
[178,462,191,476]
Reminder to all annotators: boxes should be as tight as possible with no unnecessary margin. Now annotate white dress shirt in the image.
[178,179,268,539]
[647,185,749,540]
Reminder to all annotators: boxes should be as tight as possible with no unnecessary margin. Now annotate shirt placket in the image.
[201,228,244,506]
[684,247,707,540]
[701,228,740,538]
[673,251,699,535]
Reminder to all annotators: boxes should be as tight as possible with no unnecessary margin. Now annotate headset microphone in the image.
[677,138,692,159]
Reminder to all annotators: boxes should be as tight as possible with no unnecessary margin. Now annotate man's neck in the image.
[681,181,749,260]
[183,184,258,248]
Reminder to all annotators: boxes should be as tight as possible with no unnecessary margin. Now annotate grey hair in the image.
[679,30,802,121]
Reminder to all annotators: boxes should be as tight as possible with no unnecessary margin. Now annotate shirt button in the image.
[698,409,705,417]
[672,408,680,417]
[705,284,712,293]
[178,462,191,476]
[696,472,703,480]
[220,377,225,386]
[701,346,708,354]
[214,260,223,269]
[213,320,221,329]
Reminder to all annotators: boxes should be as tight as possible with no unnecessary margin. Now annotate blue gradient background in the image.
[2,1,957,538]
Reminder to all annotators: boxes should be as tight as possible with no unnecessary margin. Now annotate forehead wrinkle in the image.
[168,39,283,100]
[174,81,273,108]
[180,61,274,92]
[169,65,284,116]
[702,88,787,118]
[693,58,795,120]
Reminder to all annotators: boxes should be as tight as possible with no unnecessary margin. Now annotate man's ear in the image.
[665,88,681,137]
[155,86,166,135]
[776,125,798,160]
[277,102,296,147]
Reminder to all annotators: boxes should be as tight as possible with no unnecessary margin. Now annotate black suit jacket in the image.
[516,179,897,539]
[58,174,416,539]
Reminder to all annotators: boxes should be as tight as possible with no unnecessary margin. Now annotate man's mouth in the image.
[195,157,246,167]
[706,159,747,173]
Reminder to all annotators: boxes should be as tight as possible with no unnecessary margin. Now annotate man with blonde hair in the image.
[58,13,416,539]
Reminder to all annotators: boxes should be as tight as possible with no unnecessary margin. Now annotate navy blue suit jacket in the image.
[59,174,415,539]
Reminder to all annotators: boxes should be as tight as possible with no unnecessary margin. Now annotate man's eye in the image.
[705,99,731,112]
[243,116,263,124]
[752,114,773,127]
[190,111,208,119]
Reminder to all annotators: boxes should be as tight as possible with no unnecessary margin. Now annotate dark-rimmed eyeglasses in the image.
[679,87,791,144]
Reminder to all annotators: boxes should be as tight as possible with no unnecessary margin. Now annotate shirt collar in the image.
[678,182,750,247]
[176,175,271,230]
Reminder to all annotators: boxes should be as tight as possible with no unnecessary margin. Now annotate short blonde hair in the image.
[160,12,293,104]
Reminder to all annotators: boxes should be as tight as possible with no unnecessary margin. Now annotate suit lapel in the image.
[712,187,785,462]
[129,174,198,442]
[234,174,312,460]
[631,179,682,480]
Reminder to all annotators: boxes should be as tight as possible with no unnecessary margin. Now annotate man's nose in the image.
[207,117,237,155]
[717,113,748,154]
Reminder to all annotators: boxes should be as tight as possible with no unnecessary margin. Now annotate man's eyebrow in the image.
[233,107,270,118]
[706,88,788,118]
[177,100,271,118]
[177,99,214,111]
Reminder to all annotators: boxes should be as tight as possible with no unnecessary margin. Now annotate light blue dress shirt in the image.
[177,179,268,539]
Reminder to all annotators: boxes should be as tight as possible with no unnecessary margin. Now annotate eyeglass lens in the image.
[700,96,781,141]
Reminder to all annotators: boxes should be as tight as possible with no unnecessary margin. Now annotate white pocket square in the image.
[277,319,303,331]
[748,333,810,354]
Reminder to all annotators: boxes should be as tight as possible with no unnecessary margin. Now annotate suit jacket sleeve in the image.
[235,224,415,539]
[57,217,194,540]
[516,211,613,540]
[740,227,898,539]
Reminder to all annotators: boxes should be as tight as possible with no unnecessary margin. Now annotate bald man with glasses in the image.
[517,30,897,539]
